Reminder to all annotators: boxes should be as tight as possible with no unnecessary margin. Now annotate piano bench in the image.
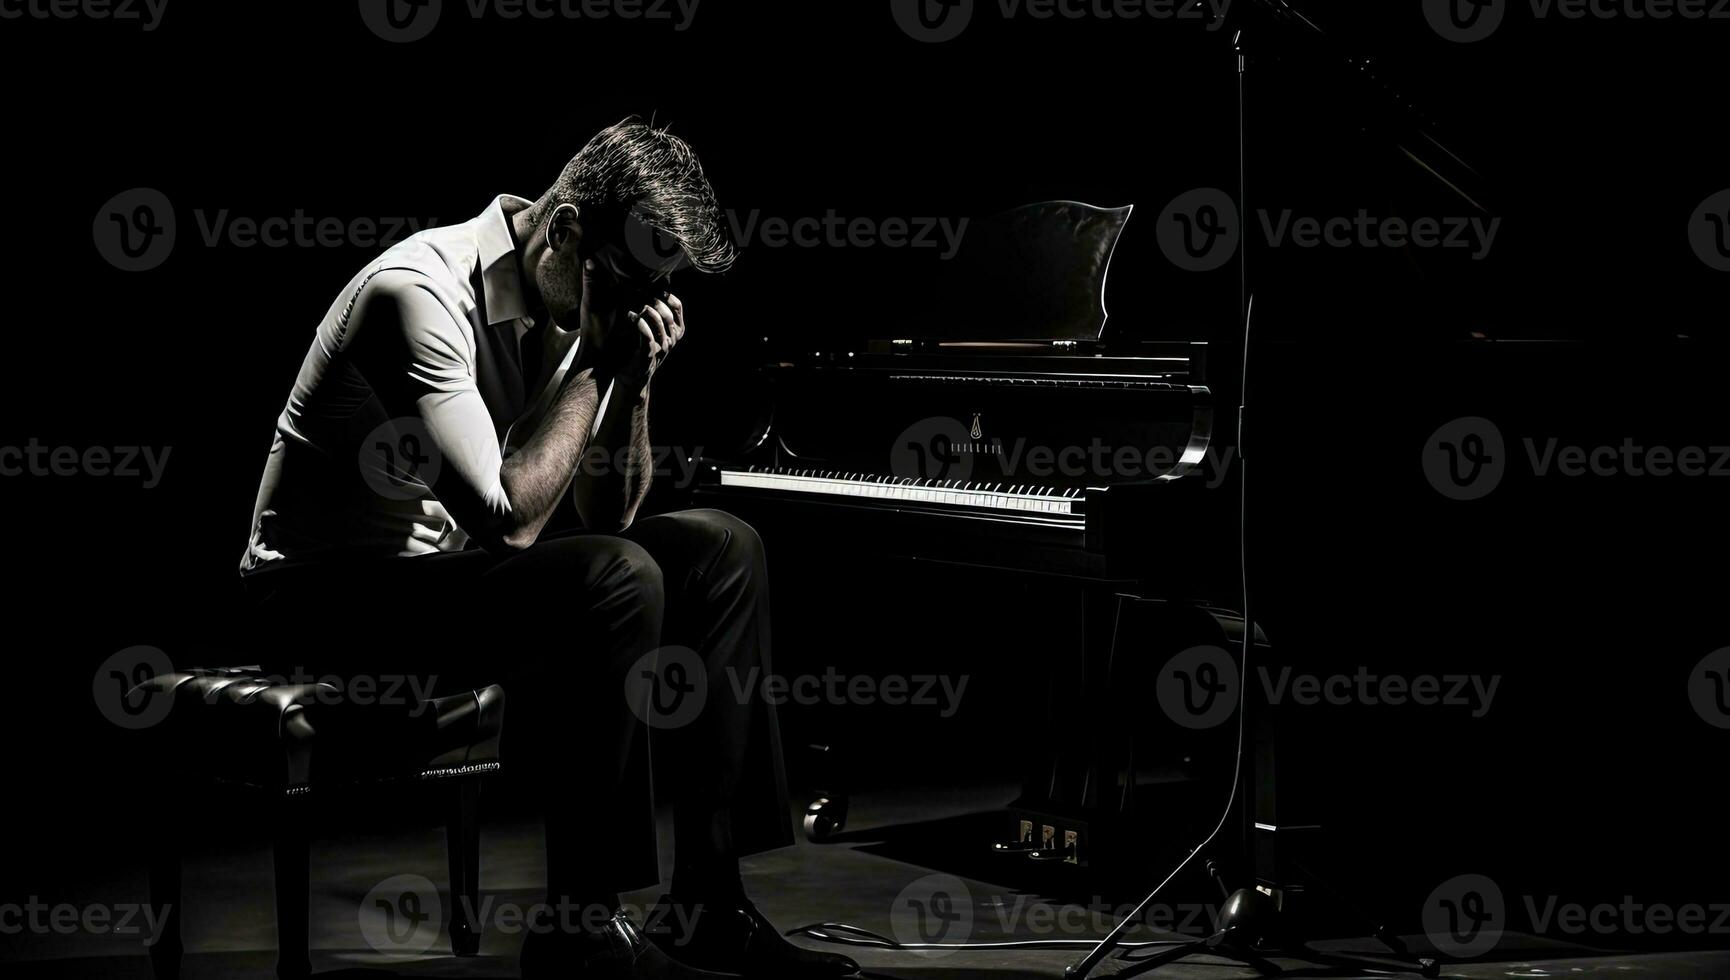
[127,667,505,980]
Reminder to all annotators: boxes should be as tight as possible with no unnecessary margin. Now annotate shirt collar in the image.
[476,194,536,328]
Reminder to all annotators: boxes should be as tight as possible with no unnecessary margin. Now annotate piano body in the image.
[689,201,1242,860]
[695,337,1216,583]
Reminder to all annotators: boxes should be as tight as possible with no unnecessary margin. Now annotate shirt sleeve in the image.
[343,268,515,548]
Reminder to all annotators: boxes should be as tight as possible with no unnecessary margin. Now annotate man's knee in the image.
[588,537,667,614]
[673,508,766,579]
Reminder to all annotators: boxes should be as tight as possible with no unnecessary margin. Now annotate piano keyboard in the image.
[716,468,1084,517]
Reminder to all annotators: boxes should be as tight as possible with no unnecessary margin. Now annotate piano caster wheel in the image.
[803,795,848,842]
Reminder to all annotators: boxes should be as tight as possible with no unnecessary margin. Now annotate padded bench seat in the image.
[131,667,506,979]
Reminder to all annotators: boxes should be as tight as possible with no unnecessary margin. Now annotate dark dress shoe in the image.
[522,908,743,979]
[646,895,860,978]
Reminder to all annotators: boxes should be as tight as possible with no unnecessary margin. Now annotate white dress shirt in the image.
[241,195,595,570]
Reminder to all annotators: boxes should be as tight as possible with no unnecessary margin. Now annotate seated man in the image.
[238,118,856,980]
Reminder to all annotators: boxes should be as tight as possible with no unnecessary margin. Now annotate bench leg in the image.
[146,810,184,979]
[272,795,312,980]
[446,779,482,956]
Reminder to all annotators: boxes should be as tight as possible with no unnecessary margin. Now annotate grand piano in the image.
[692,201,1224,586]
[688,199,1241,856]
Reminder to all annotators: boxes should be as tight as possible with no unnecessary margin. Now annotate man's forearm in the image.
[573,374,653,532]
[496,366,602,549]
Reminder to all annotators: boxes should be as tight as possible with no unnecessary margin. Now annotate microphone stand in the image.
[1066,11,1452,978]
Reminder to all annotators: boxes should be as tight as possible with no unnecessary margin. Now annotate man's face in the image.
[555,235,677,332]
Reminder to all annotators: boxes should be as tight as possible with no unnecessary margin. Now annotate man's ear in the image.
[544,203,582,251]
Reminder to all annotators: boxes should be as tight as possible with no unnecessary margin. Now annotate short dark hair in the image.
[539,117,735,274]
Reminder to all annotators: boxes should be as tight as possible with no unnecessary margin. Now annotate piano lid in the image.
[899,199,1133,345]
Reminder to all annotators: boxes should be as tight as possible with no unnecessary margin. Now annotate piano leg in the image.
[1008,584,1124,863]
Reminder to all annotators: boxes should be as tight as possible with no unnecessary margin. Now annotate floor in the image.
[7,781,1729,979]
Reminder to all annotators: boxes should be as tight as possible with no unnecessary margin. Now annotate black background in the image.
[2,0,1727,960]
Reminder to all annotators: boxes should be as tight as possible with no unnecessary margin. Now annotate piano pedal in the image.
[991,819,1041,854]
[1027,830,1081,865]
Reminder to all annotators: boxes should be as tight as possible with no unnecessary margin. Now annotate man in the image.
[240,119,857,980]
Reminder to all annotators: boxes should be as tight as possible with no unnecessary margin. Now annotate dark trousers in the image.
[244,508,792,894]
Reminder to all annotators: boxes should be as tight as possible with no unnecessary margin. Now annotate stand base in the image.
[1068,884,1439,979]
